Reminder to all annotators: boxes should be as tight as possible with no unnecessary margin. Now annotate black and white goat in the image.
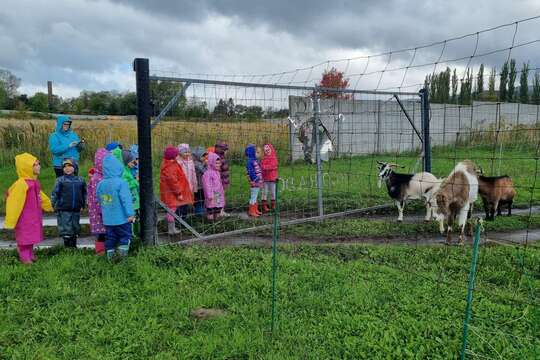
[377,161,440,222]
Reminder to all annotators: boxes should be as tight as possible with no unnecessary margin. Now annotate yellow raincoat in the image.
[5,153,52,229]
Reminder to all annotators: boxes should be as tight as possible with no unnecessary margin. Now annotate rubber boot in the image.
[168,222,180,235]
[63,236,71,248]
[248,204,260,217]
[255,202,262,215]
[262,200,270,213]
[70,235,78,248]
[95,240,106,255]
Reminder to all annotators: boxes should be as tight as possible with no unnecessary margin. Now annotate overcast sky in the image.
[1,0,540,98]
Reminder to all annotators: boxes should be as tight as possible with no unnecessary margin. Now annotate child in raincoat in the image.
[5,153,53,263]
[177,143,198,194]
[202,152,225,221]
[111,148,140,211]
[87,148,109,254]
[245,144,263,217]
[129,144,139,180]
[51,159,87,248]
[48,115,83,177]
[160,146,194,234]
[97,154,135,260]
[191,146,207,215]
[260,143,279,212]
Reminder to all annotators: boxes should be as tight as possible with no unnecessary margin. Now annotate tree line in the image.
[0,70,288,119]
[424,60,540,105]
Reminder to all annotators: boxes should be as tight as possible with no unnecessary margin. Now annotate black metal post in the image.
[420,88,431,173]
[133,58,155,246]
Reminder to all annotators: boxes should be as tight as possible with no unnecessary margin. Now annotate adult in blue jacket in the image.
[97,154,135,259]
[48,115,84,177]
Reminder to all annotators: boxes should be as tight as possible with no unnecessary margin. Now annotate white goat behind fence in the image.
[431,160,479,244]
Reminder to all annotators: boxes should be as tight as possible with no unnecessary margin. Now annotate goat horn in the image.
[387,163,403,168]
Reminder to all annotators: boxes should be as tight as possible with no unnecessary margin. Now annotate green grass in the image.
[1,145,538,213]
[285,214,540,239]
[0,244,538,358]
[1,144,539,240]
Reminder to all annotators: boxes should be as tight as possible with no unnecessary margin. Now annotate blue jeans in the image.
[105,223,132,258]
[249,187,260,205]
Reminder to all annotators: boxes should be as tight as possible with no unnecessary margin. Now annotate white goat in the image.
[377,161,440,222]
[429,160,479,244]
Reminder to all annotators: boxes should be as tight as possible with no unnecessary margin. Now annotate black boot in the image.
[69,235,78,248]
[63,236,71,247]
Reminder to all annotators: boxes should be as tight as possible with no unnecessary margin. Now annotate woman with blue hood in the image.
[48,115,84,177]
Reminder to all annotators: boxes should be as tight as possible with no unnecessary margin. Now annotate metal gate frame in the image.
[133,58,431,245]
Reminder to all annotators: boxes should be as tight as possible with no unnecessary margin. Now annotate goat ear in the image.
[376,160,384,165]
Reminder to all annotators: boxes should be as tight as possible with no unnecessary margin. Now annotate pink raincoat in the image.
[87,148,108,234]
[202,153,225,209]
[5,153,53,245]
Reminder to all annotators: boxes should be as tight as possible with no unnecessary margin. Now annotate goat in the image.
[377,161,439,222]
[478,174,516,220]
[431,160,479,245]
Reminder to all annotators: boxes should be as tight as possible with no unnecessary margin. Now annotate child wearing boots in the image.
[51,159,87,248]
[97,154,135,260]
[160,146,193,234]
[202,152,225,221]
[261,143,279,212]
[214,141,230,216]
[87,148,108,254]
[245,144,263,217]
[5,153,53,264]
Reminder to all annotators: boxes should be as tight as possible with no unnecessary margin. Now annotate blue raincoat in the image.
[48,115,81,167]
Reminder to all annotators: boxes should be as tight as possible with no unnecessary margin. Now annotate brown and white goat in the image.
[377,161,439,222]
[431,160,479,244]
[478,175,516,220]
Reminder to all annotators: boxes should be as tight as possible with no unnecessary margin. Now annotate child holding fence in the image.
[260,143,279,212]
[160,146,194,234]
[202,152,225,221]
[5,153,53,263]
[97,154,135,260]
[245,144,263,217]
[51,159,87,248]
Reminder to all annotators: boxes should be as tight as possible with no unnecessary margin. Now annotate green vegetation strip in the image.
[0,244,538,358]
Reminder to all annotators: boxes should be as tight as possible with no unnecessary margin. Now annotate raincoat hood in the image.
[207,152,220,171]
[15,153,38,180]
[245,144,257,160]
[94,148,108,175]
[192,146,206,161]
[102,154,124,179]
[106,142,122,151]
[55,115,72,134]
[263,143,277,158]
[129,144,139,159]
[215,141,229,155]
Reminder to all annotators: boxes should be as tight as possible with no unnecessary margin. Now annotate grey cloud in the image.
[1,0,540,97]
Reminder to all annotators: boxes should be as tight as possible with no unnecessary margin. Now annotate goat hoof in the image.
[397,219,403,223]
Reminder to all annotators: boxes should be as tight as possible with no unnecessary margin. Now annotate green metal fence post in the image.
[271,179,281,334]
[460,221,482,359]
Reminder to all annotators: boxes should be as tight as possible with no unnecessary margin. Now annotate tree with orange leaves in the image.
[316,67,350,99]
